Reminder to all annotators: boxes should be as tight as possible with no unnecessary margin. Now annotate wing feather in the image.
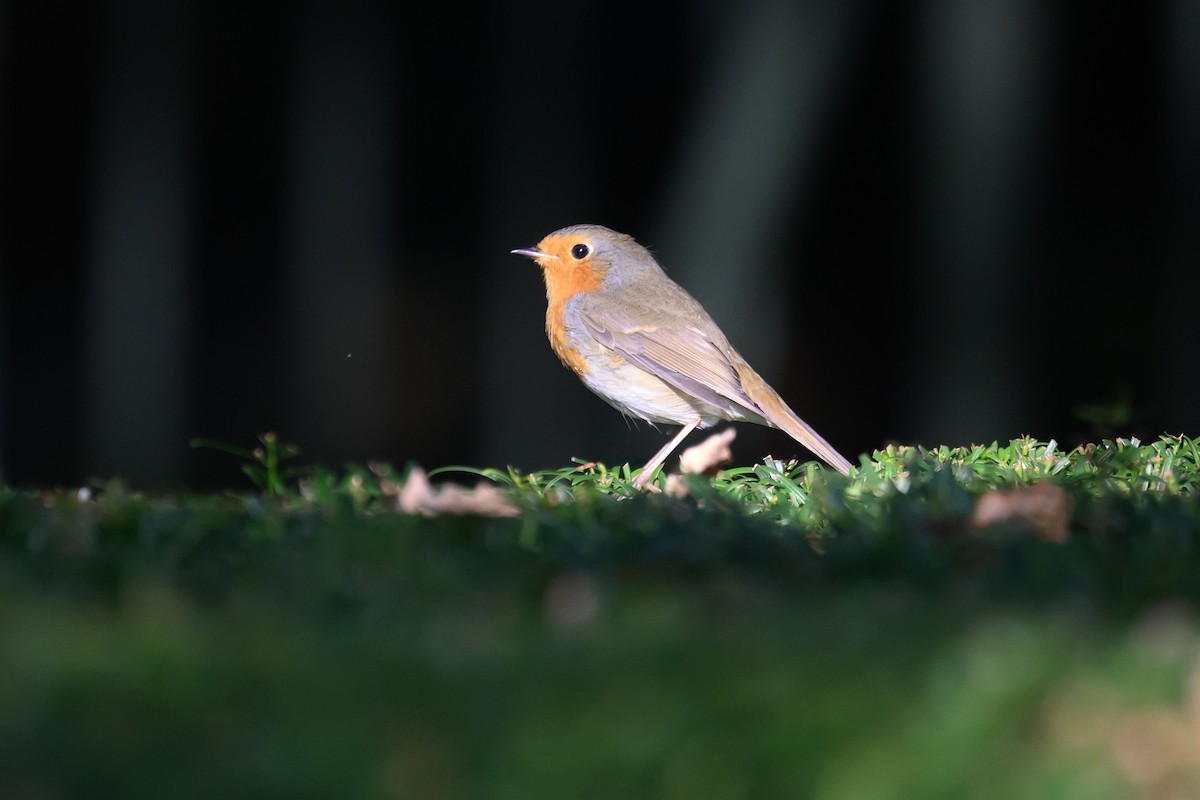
[571,281,854,475]
[576,298,767,423]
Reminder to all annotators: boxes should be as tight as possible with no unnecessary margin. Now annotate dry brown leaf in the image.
[396,466,434,514]
[660,428,739,498]
[678,427,737,476]
[396,467,520,518]
[663,473,689,498]
[971,482,1073,542]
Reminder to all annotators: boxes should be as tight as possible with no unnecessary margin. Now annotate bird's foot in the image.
[631,470,659,491]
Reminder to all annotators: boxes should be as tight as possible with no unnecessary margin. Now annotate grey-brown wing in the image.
[576,302,766,422]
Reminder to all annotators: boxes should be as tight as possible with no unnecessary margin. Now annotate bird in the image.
[512,224,853,488]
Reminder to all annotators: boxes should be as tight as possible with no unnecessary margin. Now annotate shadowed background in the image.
[1,0,1197,489]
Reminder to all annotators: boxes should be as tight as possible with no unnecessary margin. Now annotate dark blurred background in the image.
[1,0,1197,489]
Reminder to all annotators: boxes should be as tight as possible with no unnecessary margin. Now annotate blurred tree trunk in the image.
[282,2,402,461]
[83,1,193,485]
[907,0,1046,444]
[1163,0,1200,431]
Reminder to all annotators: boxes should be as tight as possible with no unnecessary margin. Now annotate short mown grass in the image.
[3,435,1200,799]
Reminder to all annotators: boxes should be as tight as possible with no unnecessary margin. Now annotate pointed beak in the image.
[511,246,557,262]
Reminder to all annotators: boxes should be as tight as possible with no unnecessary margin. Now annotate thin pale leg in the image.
[632,420,700,489]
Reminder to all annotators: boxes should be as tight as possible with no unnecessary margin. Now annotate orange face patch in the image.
[534,233,607,376]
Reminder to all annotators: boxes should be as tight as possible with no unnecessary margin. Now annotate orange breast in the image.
[543,259,605,376]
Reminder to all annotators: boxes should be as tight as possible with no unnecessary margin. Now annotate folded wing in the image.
[577,302,768,424]
[576,290,854,475]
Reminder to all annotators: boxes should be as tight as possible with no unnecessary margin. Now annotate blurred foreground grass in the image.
[3,435,1200,799]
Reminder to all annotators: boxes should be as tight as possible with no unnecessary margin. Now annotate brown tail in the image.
[740,370,854,476]
[767,400,854,476]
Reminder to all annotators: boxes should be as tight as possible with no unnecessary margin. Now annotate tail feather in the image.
[769,403,853,476]
[737,367,853,475]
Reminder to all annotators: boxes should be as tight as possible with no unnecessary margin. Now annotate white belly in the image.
[579,356,723,427]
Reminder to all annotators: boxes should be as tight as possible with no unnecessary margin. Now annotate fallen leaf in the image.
[663,473,689,498]
[972,482,1073,542]
[661,428,739,498]
[396,467,520,518]
[678,427,737,476]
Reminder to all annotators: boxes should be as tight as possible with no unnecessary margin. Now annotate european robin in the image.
[512,224,854,488]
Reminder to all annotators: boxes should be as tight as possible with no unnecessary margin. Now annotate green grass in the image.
[3,434,1200,798]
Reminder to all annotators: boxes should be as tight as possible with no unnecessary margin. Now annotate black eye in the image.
[570,243,590,260]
